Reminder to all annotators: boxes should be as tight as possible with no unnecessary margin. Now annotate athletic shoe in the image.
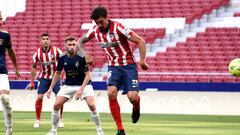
[131,106,140,123]
[97,128,104,135]
[46,131,57,135]
[33,120,40,128]
[116,130,126,135]
[58,119,64,128]
[5,127,12,135]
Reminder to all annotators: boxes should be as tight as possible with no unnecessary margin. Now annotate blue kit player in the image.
[46,36,104,135]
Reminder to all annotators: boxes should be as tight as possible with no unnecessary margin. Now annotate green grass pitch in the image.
[0,112,240,135]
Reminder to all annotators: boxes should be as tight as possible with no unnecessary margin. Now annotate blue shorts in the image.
[107,64,139,94]
[37,78,60,94]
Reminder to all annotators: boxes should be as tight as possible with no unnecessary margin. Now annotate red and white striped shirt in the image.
[32,46,62,79]
[86,20,135,66]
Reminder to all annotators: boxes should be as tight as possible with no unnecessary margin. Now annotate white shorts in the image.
[0,74,10,91]
[57,85,95,99]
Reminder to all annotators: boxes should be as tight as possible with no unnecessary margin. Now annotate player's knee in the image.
[53,103,62,110]
[0,94,11,109]
[107,89,118,100]
[128,93,138,104]
[88,103,96,111]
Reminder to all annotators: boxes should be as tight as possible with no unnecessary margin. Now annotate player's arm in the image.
[7,44,21,79]
[29,62,37,90]
[77,33,94,65]
[75,71,91,100]
[49,71,61,90]
[46,70,61,98]
[128,32,149,70]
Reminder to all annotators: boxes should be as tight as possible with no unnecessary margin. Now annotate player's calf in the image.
[0,94,13,127]
[131,96,140,124]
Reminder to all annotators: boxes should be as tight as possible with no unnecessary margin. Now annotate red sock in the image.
[109,98,124,130]
[35,98,43,120]
[133,96,140,111]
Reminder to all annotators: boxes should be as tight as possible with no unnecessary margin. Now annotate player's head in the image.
[41,32,51,48]
[91,6,109,33]
[0,11,3,27]
[64,36,77,55]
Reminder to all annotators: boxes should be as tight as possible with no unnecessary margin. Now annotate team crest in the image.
[109,33,115,41]
[50,54,54,58]
[0,39,3,46]
[75,62,79,67]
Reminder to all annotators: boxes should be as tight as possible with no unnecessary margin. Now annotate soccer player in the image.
[78,6,149,135]
[46,36,104,135]
[30,33,64,128]
[0,11,21,135]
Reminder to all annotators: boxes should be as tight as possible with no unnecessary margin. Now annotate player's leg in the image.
[34,94,44,128]
[127,91,140,123]
[108,86,126,135]
[53,81,64,128]
[47,85,75,135]
[0,74,12,135]
[48,96,67,134]
[123,64,140,124]
[34,79,49,128]
[107,67,125,135]
[84,85,104,135]
[58,106,64,128]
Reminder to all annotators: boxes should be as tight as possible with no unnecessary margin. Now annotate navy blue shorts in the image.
[107,64,139,94]
[37,78,60,94]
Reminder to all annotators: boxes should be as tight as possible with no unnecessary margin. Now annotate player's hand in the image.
[29,81,35,90]
[46,89,52,99]
[15,69,21,80]
[102,74,108,81]
[75,88,84,100]
[140,62,149,70]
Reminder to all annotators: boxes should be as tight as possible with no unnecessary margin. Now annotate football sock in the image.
[91,111,102,130]
[133,96,140,111]
[35,98,43,120]
[0,94,13,128]
[109,98,124,130]
[51,110,59,132]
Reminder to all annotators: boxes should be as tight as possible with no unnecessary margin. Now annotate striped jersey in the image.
[86,20,135,66]
[32,46,62,79]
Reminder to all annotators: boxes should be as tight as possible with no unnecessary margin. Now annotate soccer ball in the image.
[228,58,240,77]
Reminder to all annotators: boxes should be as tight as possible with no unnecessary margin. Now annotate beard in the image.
[99,20,111,33]
[99,26,109,33]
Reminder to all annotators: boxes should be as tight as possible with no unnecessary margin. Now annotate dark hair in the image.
[91,6,108,20]
[41,32,50,38]
[64,36,75,43]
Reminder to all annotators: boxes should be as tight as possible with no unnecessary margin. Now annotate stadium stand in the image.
[2,0,235,82]
[139,27,240,82]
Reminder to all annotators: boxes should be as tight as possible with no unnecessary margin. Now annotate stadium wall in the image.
[0,81,239,115]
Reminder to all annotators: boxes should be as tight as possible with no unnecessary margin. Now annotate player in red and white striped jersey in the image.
[29,33,64,128]
[78,7,149,135]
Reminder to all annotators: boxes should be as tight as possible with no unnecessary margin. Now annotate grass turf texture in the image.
[0,112,240,135]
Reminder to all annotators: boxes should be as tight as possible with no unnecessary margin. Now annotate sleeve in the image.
[82,57,89,72]
[6,33,12,49]
[85,26,95,40]
[117,23,134,39]
[32,52,38,63]
[56,57,64,72]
